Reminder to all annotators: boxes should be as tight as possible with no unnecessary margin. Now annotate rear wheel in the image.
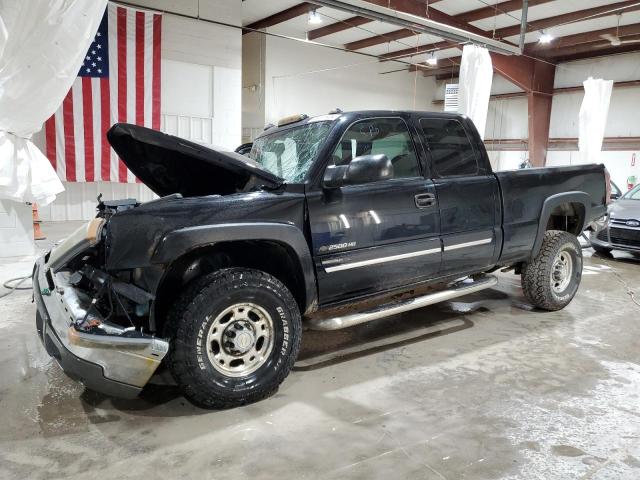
[166,268,302,408]
[521,230,583,311]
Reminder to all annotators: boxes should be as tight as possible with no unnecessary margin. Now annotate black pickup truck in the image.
[33,111,609,408]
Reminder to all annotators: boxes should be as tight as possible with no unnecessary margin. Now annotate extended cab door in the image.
[419,117,500,275]
[308,117,441,305]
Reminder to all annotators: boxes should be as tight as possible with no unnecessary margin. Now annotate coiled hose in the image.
[0,276,32,299]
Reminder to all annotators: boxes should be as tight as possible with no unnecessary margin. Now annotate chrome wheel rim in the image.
[551,250,573,294]
[205,303,274,377]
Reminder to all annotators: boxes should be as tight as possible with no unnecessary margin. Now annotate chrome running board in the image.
[307,275,498,331]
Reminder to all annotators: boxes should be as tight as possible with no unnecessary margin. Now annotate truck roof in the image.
[259,110,466,138]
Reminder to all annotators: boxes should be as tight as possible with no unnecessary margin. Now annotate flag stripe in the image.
[108,4,119,182]
[143,15,153,129]
[100,77,111,182]
[45,116,56,171]
[72,80,86,182]
[126,10,137,183]
[62,90,76,182]
[152,13,161,131]
[91,77,102,182]
[117,6,128,183]
[135,11,145,126]
[82,77,95,182]
[54,108,66,180]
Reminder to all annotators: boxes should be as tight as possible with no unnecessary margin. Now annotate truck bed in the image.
[495,164,607,264]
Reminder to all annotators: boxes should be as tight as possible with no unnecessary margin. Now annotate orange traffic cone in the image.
[32,203,46,240]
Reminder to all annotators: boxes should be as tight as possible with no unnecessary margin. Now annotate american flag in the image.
[44,3,161,183]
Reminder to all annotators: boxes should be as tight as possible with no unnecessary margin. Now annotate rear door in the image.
[419,117,500,275]
[308,116,441,305]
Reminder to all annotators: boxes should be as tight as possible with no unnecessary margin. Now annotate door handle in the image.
[414,193,436,209]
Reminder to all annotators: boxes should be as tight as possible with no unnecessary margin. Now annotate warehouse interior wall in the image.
[31,0,242,222]
[459,52,640,189]
[242,34,438,138]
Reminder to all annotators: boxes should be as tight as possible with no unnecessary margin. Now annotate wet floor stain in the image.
[552,445,587,457]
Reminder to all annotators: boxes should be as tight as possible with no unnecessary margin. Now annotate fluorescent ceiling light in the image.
[308,10,322,24]
[426,52,438,66]
[539,31,554,44]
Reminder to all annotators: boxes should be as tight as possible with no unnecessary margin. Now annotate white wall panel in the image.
[260,35,437,126]
[485,97,528,141]
[547,150,640,192]
[554,52,640,88]
[38,182,156,222]
[550,87,640,139]
[162,60,213,117]
[0,201,35,257]
[212,66,242,149]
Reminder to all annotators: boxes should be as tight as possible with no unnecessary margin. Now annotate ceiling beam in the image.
[315,0,545,43]
[494,0,640,39]
[542,35,640,60]
[551,42,640,62]
[358,0,488,35]
[530,23,640,52]
[435,71,459,81]
[454,0,552,24]
[307,15,373,40]
[379,40,455,61]
[243,2,315,33]
[345,27,418,50]
[307,0,446,41]
[344,0,532,54]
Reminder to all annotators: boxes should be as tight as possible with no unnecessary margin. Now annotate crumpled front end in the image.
[33,218,169,398]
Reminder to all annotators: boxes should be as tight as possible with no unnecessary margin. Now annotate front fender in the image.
[152,222,317,313]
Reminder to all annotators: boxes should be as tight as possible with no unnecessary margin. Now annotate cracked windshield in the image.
[249,121,334,182]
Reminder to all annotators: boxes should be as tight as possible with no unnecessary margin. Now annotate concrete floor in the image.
[1,221,639,480]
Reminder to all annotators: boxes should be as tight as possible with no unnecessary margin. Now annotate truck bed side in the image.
[495,164,607,264]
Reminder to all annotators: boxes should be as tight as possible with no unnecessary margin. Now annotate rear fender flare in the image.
[531,191,591,258]
[152,223,317,314]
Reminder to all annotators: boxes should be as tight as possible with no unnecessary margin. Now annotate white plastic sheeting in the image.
[458,45,493,139]
[578,77,613,164]
[0,0,107,205]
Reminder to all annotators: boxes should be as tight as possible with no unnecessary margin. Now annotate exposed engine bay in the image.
[48,196,154,338]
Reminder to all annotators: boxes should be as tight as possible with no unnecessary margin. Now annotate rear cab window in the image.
[419,118,478,177]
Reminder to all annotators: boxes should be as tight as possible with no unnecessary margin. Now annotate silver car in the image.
[590,183,640,256]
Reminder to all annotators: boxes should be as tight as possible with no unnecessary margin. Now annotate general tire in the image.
[521,230,583,311]
[166,268,302,408]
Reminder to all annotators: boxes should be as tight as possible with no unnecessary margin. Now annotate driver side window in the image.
[331,118,421,179]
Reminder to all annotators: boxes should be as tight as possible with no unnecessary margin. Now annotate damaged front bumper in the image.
[33,255,169,398]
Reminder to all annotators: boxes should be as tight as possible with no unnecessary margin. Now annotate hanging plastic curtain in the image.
[0,0,107,205]
[458,44,493,140]
[578,77,613,164]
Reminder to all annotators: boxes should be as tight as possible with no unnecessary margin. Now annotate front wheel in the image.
[166,268,302,408]
[521,230,583,311]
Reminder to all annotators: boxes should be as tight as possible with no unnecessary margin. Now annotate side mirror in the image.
[610,192,621,201]
[323,154,393,188]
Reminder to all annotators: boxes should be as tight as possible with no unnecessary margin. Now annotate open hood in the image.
[107,123,283,197]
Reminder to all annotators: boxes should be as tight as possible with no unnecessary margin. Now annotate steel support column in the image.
[491,53,556,166]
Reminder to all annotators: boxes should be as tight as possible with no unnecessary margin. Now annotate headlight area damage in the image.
[33,217,169,398]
